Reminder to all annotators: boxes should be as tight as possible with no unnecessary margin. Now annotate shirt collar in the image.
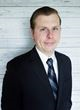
[36,47,58,80]
[36,47,56,64]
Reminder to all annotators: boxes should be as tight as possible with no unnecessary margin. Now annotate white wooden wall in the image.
[0,0,80,110]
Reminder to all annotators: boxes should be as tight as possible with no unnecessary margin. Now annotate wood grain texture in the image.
[0,0,80,6]
[0,0,80,110]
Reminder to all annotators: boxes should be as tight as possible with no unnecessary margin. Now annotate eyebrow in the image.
[39,25,61,28]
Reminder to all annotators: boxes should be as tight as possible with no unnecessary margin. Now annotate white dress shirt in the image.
[36,47,58,82]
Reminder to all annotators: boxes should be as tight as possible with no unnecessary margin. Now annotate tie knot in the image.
[46,58,53,67]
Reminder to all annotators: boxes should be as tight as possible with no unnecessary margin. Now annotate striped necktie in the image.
[46,58,58,100]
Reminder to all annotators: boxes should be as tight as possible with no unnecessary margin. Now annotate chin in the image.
[46,47,55,51]
[45,49,53,53]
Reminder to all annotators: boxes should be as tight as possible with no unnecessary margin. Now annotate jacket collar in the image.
[29,46,64,107]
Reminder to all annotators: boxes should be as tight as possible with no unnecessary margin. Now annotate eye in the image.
[40,28,45,31]
[52,27,59,31]
[40,27,47,31]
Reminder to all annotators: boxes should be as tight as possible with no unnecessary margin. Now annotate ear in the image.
[31,28,34,35]
[30,29,35,41]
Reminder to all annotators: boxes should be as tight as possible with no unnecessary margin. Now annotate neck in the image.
[36,46,54,57]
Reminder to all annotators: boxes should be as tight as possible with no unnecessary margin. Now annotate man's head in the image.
[30,6,61,30]
[30,6,61,56]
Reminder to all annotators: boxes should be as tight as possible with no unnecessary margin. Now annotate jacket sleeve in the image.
[1,62,22,110]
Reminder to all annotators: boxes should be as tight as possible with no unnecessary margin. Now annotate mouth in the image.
[45,42,54,46]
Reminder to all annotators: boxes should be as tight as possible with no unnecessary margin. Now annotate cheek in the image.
[32,30,47,43]
[55,33,60,41]
[32,31,39,40]
[33,33,42,43]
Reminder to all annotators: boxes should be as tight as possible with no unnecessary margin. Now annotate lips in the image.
[45,42,54,45]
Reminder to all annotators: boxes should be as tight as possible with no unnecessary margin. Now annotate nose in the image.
[47,30,53,39]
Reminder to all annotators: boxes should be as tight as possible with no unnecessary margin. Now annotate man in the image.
[1,6,72,110]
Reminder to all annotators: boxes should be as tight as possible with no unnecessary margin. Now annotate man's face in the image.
[31,14,61,56]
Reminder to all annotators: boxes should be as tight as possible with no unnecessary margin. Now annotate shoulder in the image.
[55,51,71,64]
[7,49,33,70]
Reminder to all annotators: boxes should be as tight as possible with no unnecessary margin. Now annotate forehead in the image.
[35,14,60,26]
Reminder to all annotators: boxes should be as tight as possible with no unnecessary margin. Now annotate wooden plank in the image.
[62,18,80,28]
[72,102,80,110]
[0,7,80,18]
[61,28,80,37]
[0,18,29,37]
[56,48,80,57]
[72,91,80,102]
[72,75,80,91]
[0,38,34,48]
[59,37,80,48]
[0,0,80,6]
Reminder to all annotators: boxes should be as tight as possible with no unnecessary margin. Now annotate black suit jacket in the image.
[1,47,72,110]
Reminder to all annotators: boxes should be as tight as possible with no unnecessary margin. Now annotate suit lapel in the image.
[29,47,54,96]
[55,52,65,110]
